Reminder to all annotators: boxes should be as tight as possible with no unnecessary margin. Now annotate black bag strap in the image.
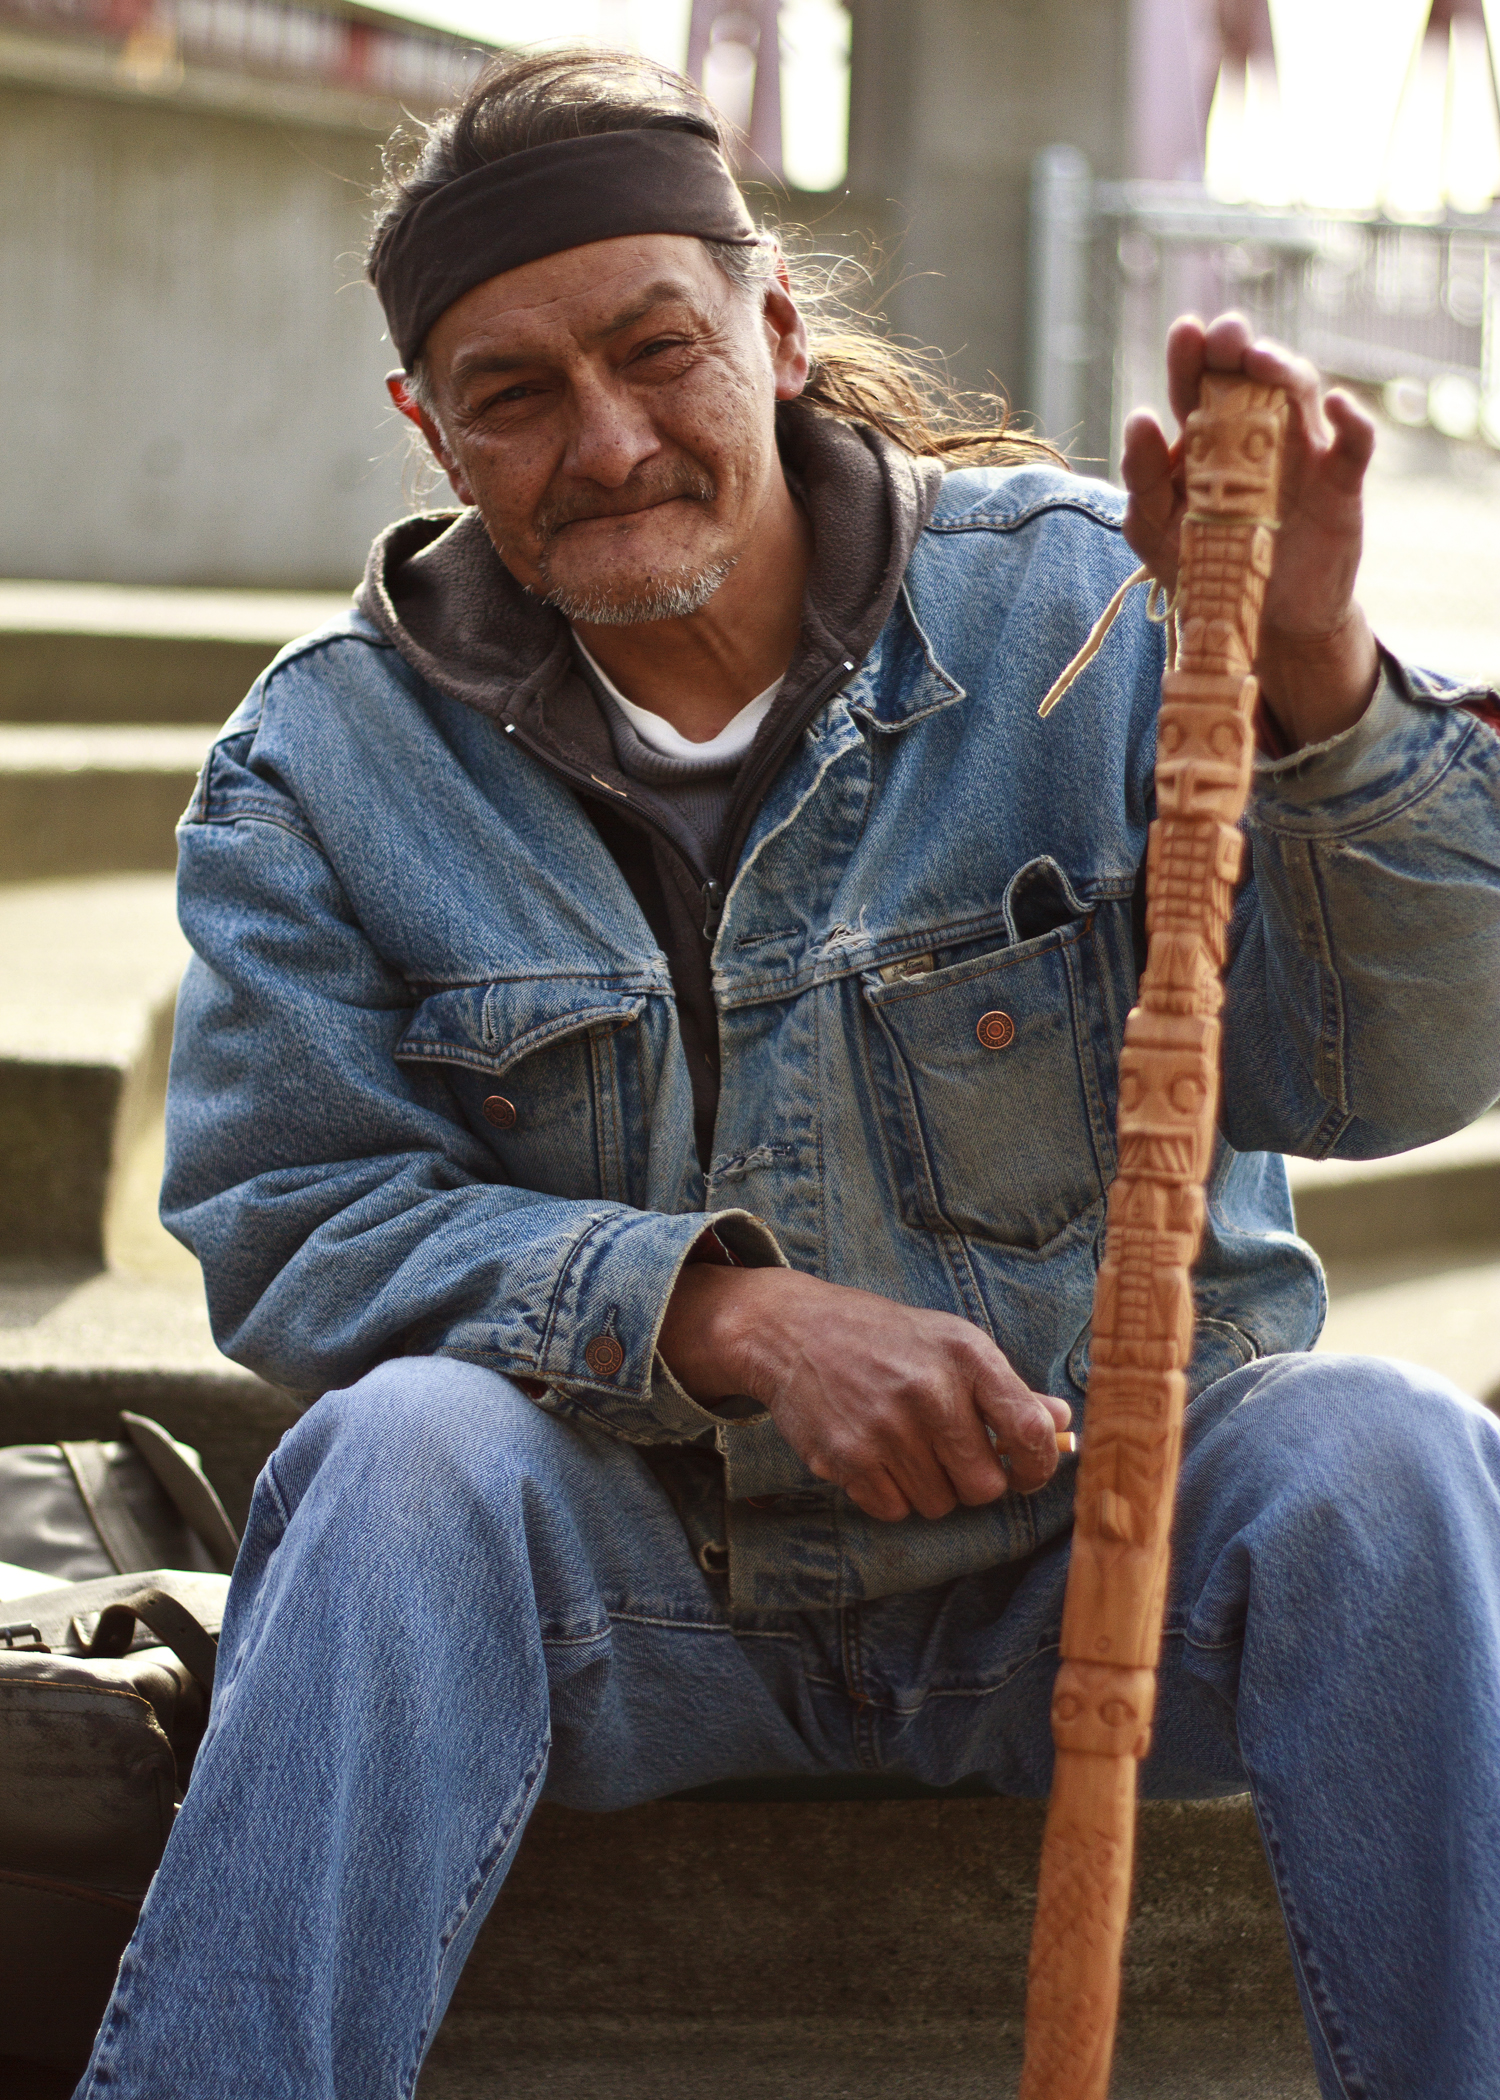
[120,1413,240,1574]
[59,1441,160,1578]
[81,1587,219,1693]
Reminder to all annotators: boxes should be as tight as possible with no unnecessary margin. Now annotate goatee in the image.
[532,462,731,626]
[541,557,736,626]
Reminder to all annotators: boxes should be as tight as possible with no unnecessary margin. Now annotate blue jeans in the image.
[76,1352,1500,2099]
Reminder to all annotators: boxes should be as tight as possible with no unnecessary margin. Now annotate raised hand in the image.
[659,1264,1071,1523]
[1120,311,1381,750]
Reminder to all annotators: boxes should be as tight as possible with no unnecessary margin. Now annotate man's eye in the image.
[635,336,687,361]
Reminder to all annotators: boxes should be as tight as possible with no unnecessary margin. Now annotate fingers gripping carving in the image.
[1019,375,1288,2100]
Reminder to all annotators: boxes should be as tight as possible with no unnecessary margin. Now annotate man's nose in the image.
[564,371,662,486]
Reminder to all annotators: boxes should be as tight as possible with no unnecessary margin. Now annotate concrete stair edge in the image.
[0,875,184,1262]
[1287,1111,1500,1262]
[417,2013,1320,2100]
[450,1796,1298,2024]
[0,725,213,881]
[0,577,353,724]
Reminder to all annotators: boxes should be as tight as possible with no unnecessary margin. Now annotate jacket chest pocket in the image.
[861,919,1113,1251]
[396,982,648,1206]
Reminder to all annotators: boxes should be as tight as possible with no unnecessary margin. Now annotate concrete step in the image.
[419,2014,1318,2098]
[0,873,298,1528]
[0,1266,299,1529]
[0,875,185,1265]
[417,1796,1315,2098]
[0,1798,1316,2098]
[1285,1112,1500,1263]
[1315,1246,1500,1410]
[1288,1115,1500,1407]
[0,724,215,880]
[0,578,350,725]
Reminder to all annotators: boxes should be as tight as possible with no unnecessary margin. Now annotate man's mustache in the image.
[534,465,716,543]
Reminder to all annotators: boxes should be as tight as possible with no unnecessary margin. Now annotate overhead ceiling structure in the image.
[1131,0,1500,211]
[0,0,489,129]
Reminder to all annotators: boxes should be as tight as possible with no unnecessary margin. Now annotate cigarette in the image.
[990,1426,1080,1460]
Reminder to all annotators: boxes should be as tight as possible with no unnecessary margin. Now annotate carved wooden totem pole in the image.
[1018,373,1288,2100]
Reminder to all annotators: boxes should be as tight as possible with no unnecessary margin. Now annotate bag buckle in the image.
[0,1622,49,1652]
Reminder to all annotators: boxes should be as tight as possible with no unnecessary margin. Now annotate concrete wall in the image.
[0,4,1134,586]
[844,0,1131,417]
[0,80,412,588]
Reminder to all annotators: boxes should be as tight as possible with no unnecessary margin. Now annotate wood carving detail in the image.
[1019,376,1288,2100]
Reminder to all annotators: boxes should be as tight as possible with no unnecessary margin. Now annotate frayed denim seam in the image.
[1182,1626,1244,1653]
[1303,841,1349,1117]
[607,1611,733,1634]
[404,1735,550,2100]
[1252,714,1469,841]
[536,1212,610,1374]
[192,802,323,849]
[1248,1783,1366,2100]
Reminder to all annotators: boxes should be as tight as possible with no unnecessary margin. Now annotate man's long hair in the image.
[372,48,1061,472]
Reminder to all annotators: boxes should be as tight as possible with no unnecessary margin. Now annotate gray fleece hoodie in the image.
[357,401,943,1166]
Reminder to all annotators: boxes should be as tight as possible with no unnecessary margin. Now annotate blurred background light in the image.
[387,0,850,193]
[1205,0,1500,214]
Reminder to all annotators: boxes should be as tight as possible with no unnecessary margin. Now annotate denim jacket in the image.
[165,464,1500,1611]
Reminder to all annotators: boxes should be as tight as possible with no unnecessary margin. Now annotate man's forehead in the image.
[427,233,721,375]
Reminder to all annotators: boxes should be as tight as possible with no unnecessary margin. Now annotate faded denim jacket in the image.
[164,464,1500,1612]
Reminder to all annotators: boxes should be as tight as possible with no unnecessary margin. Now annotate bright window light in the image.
[779,0,850,192]
[377,3,848,193]
[1266,0,1430,208]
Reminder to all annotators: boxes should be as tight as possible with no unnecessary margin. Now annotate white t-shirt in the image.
[572,633,782,765]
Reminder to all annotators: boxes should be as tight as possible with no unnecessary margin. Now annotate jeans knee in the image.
[270,1357,568,1553]
[1262,1351,1492,1511]
[1183,1351,1500,1616]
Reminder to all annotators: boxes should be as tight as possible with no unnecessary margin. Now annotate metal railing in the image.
[1028,145,1500,473]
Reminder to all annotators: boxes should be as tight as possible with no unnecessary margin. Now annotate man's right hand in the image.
[657,1264,1071,1524]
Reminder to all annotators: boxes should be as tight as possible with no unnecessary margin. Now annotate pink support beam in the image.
[687,0,785,181]
[1128,0,1275,181]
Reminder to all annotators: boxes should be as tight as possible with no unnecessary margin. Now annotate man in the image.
[77,49,1500,2100]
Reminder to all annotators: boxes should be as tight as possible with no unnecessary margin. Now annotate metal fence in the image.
[1028,145,1500,474]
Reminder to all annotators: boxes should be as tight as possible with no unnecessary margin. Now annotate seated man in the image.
[77,48,1500,2100]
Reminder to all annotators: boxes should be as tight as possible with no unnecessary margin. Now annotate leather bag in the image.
[0,1411,238,1586]
[0,1414,240,2073]
[1,1571,231,2071]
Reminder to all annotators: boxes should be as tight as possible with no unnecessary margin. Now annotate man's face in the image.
[396,233,808,624]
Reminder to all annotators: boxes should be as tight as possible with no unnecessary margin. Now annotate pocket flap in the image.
[396,981,647,1081]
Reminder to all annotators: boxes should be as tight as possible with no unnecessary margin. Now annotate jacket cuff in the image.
[1250,647,1489,833]
[535,1205,787,1444]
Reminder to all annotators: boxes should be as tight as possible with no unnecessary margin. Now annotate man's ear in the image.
[385,370,475,506]
[762,254,810,403]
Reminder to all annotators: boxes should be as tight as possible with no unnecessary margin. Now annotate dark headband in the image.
[369,128,760,369]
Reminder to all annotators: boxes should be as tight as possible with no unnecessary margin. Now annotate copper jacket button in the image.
[482,1095,517,1128]
[584,1335,624,1378]
[976,1010,1015,1050]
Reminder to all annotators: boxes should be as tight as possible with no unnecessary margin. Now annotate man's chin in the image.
[540,556,736,628]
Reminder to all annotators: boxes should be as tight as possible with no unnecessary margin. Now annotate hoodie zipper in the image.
[709,653,860,904]
[505,649,860,949]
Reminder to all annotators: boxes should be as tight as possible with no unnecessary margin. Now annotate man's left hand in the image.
[1120,310,1381,751]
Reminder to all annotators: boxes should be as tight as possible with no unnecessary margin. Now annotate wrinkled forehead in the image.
[424,233,723,383]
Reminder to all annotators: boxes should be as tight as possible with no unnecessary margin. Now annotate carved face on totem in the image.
[1183,391,1284,518]
[1154,701,1253,823]
[1116,1037,1217,1183]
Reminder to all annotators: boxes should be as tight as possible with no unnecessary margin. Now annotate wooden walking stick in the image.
[1019,371,1289,2100]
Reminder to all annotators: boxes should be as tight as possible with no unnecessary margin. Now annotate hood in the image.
[356,400,945,736]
